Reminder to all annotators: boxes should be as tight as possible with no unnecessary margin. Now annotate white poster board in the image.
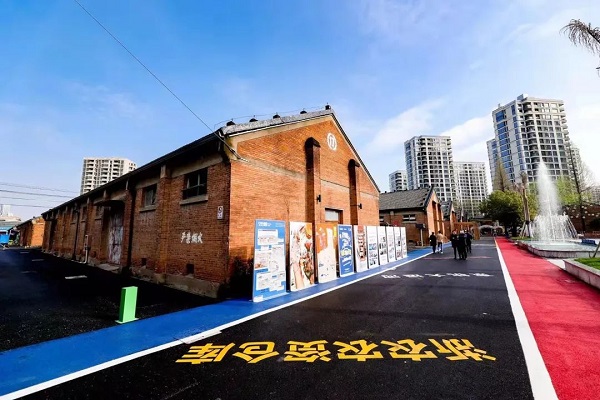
[366,225,379,268]
[377,226,388,265]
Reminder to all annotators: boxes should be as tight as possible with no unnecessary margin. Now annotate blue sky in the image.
[1,0,600,220]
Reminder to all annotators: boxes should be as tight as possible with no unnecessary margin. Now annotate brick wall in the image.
[228,116,380,274]
[41,113,380,297]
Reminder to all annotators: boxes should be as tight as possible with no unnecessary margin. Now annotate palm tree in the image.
[561,19,600,73]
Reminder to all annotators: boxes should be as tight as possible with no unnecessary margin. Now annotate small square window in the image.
[183,168,208,199]
[143,184,157,207]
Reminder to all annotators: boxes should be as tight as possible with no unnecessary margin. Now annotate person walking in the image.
[436,231,446,254]
[450,230,459,259]
[457,230,467,260]
[429,231,437,254]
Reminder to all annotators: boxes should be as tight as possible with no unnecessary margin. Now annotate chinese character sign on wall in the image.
[289,222,315,292]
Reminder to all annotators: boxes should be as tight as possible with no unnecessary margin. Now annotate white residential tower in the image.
[388,170,408,192]
[80,157,137,194]
[453,162,488,218]
[404,136,455,202]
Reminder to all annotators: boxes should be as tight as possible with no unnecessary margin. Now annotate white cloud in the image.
[67,82,149,120]
[366,100,443,153]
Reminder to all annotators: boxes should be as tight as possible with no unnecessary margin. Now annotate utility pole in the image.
[568,145,586,233]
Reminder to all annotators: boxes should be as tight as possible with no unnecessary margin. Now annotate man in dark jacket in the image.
[457,230,467,260]
[466,231,473,254]
[450,230,459,259]
[429,232,437,254]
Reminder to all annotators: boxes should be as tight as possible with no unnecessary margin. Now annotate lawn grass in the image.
[575,258,600,271]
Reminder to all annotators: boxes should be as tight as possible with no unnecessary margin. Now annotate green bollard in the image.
[116,286,139,324]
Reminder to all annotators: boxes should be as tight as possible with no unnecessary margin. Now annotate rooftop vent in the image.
[325,104,331,110]
[226,120,236,126]
[300,110,307,114]
[273,113,281,119]
[249,116,258,122]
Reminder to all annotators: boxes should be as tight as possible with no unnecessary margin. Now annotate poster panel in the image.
[315,222,338,283]
[366,225,379,268]
[393,226,403,259]
[289,221,315,292]
[386,226,396,262]
[353,225,368,272]
[400,227,408,258]
[377,226,388,265]
[338,224,354,277]
[253,219,287,302]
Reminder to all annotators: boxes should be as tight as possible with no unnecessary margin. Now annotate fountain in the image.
[522,161,595,258]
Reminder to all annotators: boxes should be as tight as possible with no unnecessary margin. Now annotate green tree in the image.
[561,19,600,73]
[493,159,512,191]
[480,190,524,232]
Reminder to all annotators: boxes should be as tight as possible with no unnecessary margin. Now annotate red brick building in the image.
[14,217,45,247]
[41,108,380,297]
[379,187,445,246]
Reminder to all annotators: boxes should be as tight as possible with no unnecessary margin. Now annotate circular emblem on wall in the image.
[327,133,337,151]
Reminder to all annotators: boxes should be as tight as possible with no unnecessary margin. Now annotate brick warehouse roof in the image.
[42,107,380,216]
[379,187,434,211]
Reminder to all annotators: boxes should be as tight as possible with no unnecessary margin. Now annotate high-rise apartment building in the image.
[453,162,488,218]
[405,136,455,202]
[80,157,137,194]
[487,94,573,190]
[388,170,408,192]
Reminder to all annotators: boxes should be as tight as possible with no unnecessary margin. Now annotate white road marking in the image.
[4,252,431,399]
[20,251,30,254]
[31,259,44,262]
[496,243,558,400]
[64,275,87,280]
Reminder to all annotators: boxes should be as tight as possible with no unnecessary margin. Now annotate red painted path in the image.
[497,238,600,400]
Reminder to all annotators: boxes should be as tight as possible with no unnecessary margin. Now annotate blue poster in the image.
[253,219,287,302]
[338,224,354,277]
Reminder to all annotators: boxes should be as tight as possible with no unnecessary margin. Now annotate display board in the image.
[377,226,388,265]
[253,219,287,302]
[400,227,408,258]
[289,221,315,292]
[366,225,379,268]
[338,224,354,277]
[315,223,338,283]
[386,226,396,262]
[353,225,368,272]
[393,226,403,260]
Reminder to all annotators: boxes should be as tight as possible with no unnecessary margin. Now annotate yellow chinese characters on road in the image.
[176,338,496,364]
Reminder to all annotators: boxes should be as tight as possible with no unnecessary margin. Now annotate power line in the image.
[0,189,73,198]
[0,182,78,193]
[0,204,55,209]
[0,196,64,201]
[72,0,248,162]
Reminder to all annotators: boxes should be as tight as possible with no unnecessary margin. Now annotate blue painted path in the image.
[0,246,441,396]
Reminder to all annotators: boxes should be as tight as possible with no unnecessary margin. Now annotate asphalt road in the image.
[0,248,214,351]
[29,238,534,400]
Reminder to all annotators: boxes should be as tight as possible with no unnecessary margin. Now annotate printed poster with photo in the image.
[353,225,368,272]
[393,226,402,260]
[253,219,287,302]
[366,225,379,268]
[289,221,315,292]
[386,226,396,262]
[377,226,388,265]
[338,224,354,277]
[400,227,408,258]
[315,223,338,283]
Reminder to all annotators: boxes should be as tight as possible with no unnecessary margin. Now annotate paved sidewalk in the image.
[497,238,600,400]
[0,245,437,398]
